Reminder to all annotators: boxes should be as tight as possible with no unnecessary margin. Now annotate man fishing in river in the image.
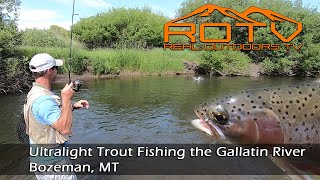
[24,53,89,180]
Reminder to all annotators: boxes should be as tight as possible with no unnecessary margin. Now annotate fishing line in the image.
[68,0,82,92]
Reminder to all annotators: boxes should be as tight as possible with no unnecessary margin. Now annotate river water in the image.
[0,76,314,144]
[0,76,316,180]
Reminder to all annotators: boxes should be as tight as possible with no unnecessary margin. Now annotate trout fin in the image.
[268,155,313,180]
[252,108,280,121]
[252,108,284,144]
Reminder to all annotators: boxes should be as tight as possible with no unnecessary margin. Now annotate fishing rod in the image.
[69,0,82,92]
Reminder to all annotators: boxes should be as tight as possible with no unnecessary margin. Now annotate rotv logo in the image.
[164,4,303,51]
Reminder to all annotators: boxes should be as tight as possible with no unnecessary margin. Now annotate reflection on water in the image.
[0,76,315,144]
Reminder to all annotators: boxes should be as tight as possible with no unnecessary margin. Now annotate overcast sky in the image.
[18,0,320,30]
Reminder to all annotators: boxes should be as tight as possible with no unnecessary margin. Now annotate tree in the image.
[73,7,169,49]
[0,0,21,58]
[0,0,31,93]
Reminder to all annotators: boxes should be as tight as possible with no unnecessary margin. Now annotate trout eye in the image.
[212,113,228,125]
[214,114,225,122]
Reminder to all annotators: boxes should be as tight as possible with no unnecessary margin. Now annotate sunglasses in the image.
[51,66,59,70]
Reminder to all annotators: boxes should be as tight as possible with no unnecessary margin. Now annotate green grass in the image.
[19,46,202,75]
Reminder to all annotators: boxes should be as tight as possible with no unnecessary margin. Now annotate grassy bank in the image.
[20,46,202,76]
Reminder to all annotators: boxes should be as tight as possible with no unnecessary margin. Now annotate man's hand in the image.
[61,82,75,101]
[73,100,90,110]
[52,82,75,134]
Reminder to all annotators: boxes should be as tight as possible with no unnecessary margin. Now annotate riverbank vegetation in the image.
[20,46,202,75]
[1,0,320,93]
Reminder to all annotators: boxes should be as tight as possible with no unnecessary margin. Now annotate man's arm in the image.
[51,83,74,134]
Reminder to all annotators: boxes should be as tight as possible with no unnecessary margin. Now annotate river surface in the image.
[0,76,314,144]
[1,76,319,180]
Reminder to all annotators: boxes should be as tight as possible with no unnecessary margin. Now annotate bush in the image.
[222,51,251,75]
[261,58,296,76]
[21,26,84,49]
[73,7,169,49]
[301,44,320,75]
[261,58,276,75]
[200,50,251,75]
[276,58,296,76]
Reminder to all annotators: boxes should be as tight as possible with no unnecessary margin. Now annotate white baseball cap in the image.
[29,53,63,72]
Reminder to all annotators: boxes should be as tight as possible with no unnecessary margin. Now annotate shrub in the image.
[200,50,251,75]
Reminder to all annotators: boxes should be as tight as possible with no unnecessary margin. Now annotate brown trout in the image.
[192,83,320,177]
